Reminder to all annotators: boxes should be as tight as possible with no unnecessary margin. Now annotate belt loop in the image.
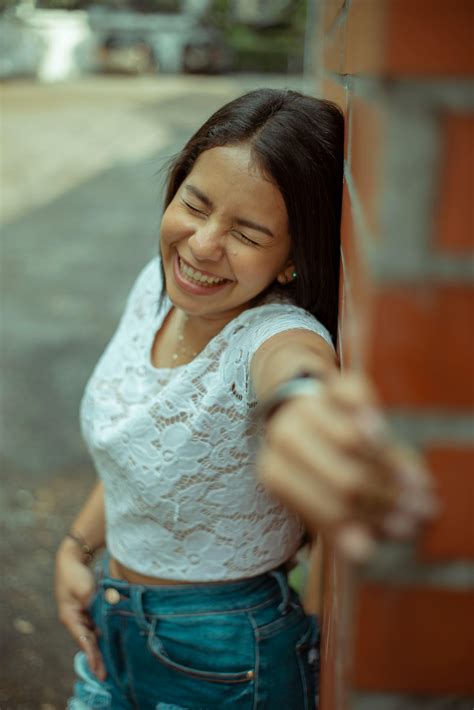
[269,568,290,614]
[130,586,149,632]
[100,551,108,580]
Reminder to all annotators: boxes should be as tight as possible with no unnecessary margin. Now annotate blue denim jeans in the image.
[68,556,320,709]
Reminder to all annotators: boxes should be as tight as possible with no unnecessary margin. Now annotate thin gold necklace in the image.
[172,312,198,363]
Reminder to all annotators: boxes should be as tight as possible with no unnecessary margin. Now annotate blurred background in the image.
[2,1,473,709]
[0,0,312,80]
[0,1,315,708]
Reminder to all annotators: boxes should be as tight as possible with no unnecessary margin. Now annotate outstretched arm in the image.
[251,331,438,562]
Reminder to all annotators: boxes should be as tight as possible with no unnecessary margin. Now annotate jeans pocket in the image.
[295,615,320,710]
[68,651,112,709]
[147,612,255,684]
[253,603,305,641]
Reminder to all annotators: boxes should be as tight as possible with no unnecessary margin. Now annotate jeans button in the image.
[104,587,121,604]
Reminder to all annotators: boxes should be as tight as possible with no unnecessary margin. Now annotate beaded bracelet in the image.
[65,530,94,564]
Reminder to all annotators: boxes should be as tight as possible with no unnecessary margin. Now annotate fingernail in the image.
[336,526,377,562]
[383,511,417,537]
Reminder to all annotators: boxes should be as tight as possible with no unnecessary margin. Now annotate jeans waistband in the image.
[96,553,291,616]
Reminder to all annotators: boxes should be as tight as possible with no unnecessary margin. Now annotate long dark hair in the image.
[162,88,344,343]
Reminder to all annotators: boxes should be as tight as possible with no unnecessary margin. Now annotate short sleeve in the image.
[220,301,335,406]
[245,303,334,360]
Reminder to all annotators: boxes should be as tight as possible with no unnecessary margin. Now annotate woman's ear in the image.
[277,264,297,285]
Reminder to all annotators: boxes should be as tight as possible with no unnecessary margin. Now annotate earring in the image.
[292,271,297,280]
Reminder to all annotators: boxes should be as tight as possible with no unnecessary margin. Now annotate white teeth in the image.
[179,258,226,286]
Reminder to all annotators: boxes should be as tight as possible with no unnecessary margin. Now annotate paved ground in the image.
[0,74,309,709]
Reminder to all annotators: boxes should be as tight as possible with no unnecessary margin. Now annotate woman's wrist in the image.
[255,373,325,425]
[65,530,95,564]
[60,530,100,565]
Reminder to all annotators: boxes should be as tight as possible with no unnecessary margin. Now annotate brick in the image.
[322,0,346,33]
[367,285,474,409]
[345,0,474,77]
[386,0,474,77]
[349,95,386,237]
[344,0,388,76]
[435,114,474,253]
[420,447,474,560]
[352,585,474,694]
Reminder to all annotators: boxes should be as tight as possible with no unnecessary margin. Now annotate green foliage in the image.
[288,559,308,595]
[208,0,307,73]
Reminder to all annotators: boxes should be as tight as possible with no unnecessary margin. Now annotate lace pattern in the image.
[80,257,334,580]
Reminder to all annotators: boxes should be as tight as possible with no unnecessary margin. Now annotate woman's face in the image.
[160,144,293,325]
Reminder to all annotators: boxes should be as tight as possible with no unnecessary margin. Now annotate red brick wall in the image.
[316,2,474,707]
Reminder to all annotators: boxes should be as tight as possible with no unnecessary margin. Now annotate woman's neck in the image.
[174,306,243,348]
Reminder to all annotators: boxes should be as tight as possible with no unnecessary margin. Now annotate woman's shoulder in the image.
[218,296,334,403]
[230,295,334,353]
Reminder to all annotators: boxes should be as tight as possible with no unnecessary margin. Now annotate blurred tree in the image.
[208,0,307,73]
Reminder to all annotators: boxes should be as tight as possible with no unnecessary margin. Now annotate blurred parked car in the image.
[99,32,155,74]
[89,8,231,74]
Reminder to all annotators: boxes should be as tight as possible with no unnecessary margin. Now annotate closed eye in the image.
[183,200,206,215]
[232,230,259,246]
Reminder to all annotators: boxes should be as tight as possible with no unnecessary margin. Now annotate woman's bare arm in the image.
[55,480,107,680]
[64,479,106,554]
[252,332,438,561]
[251,329,338,399]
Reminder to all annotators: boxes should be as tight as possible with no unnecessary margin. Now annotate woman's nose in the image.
[188,223,226,262]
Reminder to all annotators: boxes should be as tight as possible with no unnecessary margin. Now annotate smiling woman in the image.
[160,144,292,328]
[55,88,437,710]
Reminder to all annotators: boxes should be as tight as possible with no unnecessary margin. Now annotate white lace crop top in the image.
[80,256,334,580]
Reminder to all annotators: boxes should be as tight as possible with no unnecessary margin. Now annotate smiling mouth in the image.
[178,256,229,287]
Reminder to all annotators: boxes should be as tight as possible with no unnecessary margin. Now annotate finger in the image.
[294,396,391,460]
[259,448,379,563]
[323,376,392,448]
[382,444,440,517]
[334,523,378,562]
[325,372,379,411]
[379,509,420,538]
[258,447,349,535]
[267,416,400,516]
[76,624,107,682]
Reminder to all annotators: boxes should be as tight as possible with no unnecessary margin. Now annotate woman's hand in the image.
[55,538,106,680]
[257,372,439,562]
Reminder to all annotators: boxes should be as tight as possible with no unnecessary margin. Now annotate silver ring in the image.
[78,633,90,643]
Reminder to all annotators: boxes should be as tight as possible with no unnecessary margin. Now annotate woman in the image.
[55,89,437,709]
